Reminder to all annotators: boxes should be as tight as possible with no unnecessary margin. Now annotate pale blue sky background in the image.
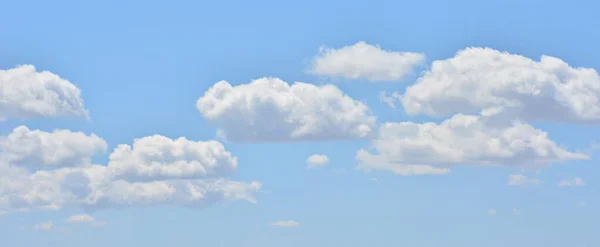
[0,0,599,246]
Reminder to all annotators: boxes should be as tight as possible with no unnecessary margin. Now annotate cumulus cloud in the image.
[66,214,107,227]
[0,65,89,120]
[270,220,300,228]
[558,177,586,187]
[306,154,329,168]
[488,209,497,215]
[357,114,585,176]
[400,47,600,123]
[196,77,376,142]
[0,126,107,169]
[507,174,542,187]
[107,135,237,181]
[0,131,261,212]
[308,41,425,82]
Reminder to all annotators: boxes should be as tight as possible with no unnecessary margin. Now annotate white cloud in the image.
[33,221,54,231]
[400,47,600,123]
[66,214,95,223]
[488,208,497,215]
[0,131,261,212]
[357,114,585,176]
[558,177,586,187]
[270,220,300,228]
[0,126,107,169]
[306,154,329,168]
[508,174,542,187]
[107,135,237,181]
[379,91,401,109]
[196,77,376,142]
[308,41,425,82]
[0,65,89,120]
[65,213,107,227]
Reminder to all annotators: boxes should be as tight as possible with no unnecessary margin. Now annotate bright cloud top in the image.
[0,128,261,212]
[308,41,425,82]
[196,77,376,142]
[0,65,89,120]
[107,135,237,181]
[306,154,329,168]
[357,114,586,176]
[400,47,600,123]
[0,126,107,169]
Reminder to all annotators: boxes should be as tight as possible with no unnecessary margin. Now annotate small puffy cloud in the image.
[66,214,94,223]
[558,177,586,187]
[66,213,107,227]
[270,220,299,228]
[357,114,585,176]
[306,154,329,168]
[401,47,600,123]
[107,135,237,181]
[33,221,54,231]
[308,41,425,82]
[196,77,376,142]
[0,126,107,169]
[508,174,541,187]
[488,209,497,215]
[379,91,401,109]
[0,130,261,212]
[0,65,89,120]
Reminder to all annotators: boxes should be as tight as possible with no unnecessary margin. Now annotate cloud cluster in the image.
[0,65,261,213]
[307,41,425,82]
[0,128,261,212]
[0,65,89,120]
[358,47,594,175]
[196,77,376,142]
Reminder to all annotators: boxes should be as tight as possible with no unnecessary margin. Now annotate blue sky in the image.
[0,0,599,246]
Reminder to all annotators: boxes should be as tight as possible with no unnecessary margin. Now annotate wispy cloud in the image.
[270,220,300,228]
[558,178,585,187]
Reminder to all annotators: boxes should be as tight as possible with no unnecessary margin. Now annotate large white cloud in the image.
[0,131,260,212]
[0,65,89,120]
[400,47,600,123]
[0,126,107,169]
[307,41,425,82]
[196,77,376,142]
[357,114,587,175]
[106,135,237,181]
